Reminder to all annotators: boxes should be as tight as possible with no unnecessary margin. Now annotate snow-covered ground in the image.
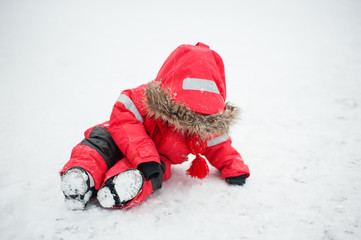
[1,0,360,239]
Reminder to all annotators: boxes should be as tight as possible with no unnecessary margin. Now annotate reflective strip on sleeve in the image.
[116,94,144,123]
[182,78,220,94]
[207,134,229,147]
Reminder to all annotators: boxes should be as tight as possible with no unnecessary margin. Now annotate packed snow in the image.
[98,169,144,208]
[0,0,360,239]
[61,168,94,210]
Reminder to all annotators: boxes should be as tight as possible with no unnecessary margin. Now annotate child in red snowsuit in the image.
[60,42,250,210]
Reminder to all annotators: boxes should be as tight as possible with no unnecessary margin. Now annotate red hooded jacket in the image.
[109,43,250,179]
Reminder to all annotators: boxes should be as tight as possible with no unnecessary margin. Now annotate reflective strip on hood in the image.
[117,94,144,123]
[207,134,229,147]
[182,78,220,94]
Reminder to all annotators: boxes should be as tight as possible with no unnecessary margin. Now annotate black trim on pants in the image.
[80,126,123,169]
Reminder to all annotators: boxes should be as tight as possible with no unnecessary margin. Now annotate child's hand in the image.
[137,162,162,181]
[225,174,247,186]
[137,161,164,191]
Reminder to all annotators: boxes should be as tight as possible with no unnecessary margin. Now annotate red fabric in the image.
[104,157,172,209]
[103,157,156,208]
[186,135,209,178]
[147,118,167,148]
[60,122,111,190]
[107,43,249,178]
[186,155,209,179]
[108,83,250,179]
[61,43,250,209]
[155,42,227,115]
[60,144,108,190]
[202,138,250,178]
[61,129,173,205]
[109,87,160,168]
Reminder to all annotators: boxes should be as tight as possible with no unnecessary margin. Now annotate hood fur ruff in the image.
[144,82,240,140]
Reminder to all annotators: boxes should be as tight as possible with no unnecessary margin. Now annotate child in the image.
[60,42,250,210]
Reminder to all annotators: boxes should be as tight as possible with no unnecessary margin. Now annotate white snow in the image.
[61,168,90,197]
[97,169,144,208]
[97,187,115,209]
[113,170,144,203]
[63,190,92,211]
[1,0,361,239]
[60,168,93,210]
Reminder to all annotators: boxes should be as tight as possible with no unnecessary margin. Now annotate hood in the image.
[144,42,240,139]
[156,42,227,115]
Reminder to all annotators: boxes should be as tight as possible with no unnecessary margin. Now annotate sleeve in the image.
[202,135,250,179]
[109,90,160,168]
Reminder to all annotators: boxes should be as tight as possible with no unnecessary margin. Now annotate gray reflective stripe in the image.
[182,78,220,94]
[117,94,144,123]
[207,134,229,147]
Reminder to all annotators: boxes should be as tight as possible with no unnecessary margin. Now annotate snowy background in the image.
[1,0,361,239]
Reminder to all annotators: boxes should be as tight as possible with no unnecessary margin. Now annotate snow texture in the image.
[97,187,115,209]
[113,170,144,204]
[0,0,360,239]
[97,170,144,208]
[61,168,93,210]
[61,169,90,196]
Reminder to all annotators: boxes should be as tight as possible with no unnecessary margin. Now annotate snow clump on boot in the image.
[97,169,144,208]
[60,167,94,210]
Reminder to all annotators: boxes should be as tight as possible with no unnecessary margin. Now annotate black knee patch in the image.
[81,126,123,169]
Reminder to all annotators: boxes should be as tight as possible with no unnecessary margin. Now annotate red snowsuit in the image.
[61,42,250,208]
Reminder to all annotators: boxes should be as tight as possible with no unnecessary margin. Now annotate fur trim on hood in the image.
[144,82,240,140]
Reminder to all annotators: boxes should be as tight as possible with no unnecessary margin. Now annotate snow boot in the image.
[97,169,144,208]
[60,167,95,210]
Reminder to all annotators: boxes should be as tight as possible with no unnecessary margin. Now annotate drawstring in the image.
[188,134,207,155]
[148,118,210,179]
[186,135,209,179]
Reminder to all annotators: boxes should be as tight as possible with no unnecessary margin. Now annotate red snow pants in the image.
[60,121,172,209]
